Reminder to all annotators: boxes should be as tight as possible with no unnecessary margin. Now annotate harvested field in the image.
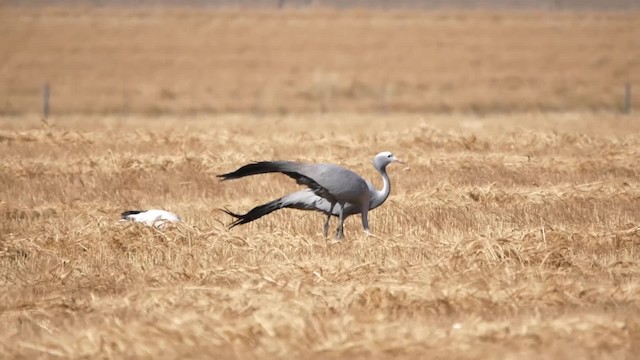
[1,113,640,358]
[0,7,639,115]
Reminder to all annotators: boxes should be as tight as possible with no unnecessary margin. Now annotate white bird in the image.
[120,209,180,229]
[218,151,404,239]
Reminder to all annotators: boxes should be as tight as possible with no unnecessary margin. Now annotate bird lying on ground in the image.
[120,209,180,229]
[218,151,404,240]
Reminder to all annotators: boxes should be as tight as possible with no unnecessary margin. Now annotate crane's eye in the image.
[387,154,392,158]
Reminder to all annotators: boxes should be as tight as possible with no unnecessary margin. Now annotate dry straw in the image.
[1,113,640,358]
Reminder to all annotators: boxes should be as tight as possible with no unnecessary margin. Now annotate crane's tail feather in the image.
[220,198,285,229]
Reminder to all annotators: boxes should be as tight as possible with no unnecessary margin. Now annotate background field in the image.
[0,7,639,115]
[2,4,640,359]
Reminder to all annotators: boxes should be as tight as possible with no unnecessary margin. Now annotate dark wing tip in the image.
[121,210,144,219]
[217,161,285,182]
[219,208,244,229]
[219,208,241,218]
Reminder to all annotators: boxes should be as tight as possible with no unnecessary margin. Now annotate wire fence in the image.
[27,81,634,119]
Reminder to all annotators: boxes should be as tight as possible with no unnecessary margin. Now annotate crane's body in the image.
[218,151,403,239]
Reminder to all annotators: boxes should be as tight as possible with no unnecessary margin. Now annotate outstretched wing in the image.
[218,160,368,204]
[218,161,339,202]
[221,190,341,228]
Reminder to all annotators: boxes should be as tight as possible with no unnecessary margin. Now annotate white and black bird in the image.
[120,209,180,228]
[218,151,404,239]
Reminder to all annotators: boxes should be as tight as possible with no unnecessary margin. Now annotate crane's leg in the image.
[335,203,346,240]
[323,214,331,238]
[361,204,370,235]
[324,201,336,238]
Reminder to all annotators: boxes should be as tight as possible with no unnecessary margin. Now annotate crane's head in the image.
[373,151,405,171]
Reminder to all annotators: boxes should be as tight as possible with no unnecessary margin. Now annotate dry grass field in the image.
[0,7,639,115]
[2,5,640,359]
[1,112,640,358]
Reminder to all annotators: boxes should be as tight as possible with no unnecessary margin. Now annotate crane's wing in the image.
[218,161,337,201]
[220,189,339,228]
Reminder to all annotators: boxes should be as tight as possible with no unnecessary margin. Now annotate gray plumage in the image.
[219,151,404,239]
[218,160,369,205]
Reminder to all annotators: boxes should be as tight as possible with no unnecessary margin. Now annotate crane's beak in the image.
[392,157,410,171]
[392,157,406,165]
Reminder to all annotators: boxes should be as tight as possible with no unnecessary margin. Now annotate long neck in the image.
[370,165,391,210]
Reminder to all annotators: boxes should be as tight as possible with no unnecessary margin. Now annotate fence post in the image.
[42,82,50,119]
[624,82,631,114]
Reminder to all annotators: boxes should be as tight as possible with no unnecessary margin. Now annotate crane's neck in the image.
[370,165,391,210]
